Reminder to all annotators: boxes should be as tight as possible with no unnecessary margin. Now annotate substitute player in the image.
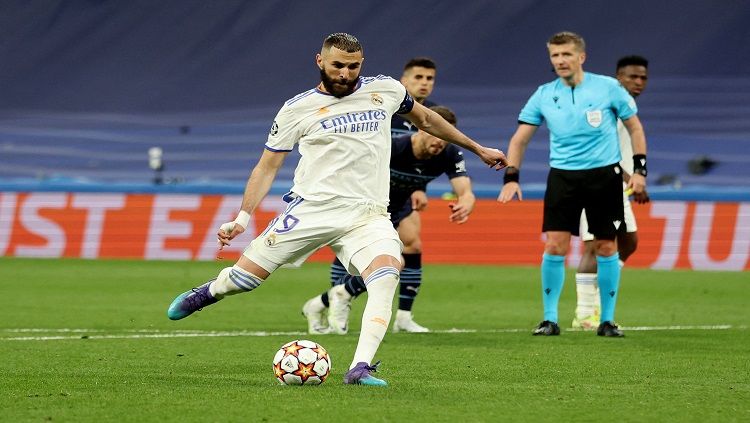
[167,33,507,386]
[302,106,474,335]
[573,55,651,329]
[498,32,648,337]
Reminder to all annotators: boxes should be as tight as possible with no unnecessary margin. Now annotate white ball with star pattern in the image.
[272,340,331,385]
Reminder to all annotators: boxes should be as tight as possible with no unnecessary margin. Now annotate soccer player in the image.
[391,57,438,136]
[167,33,507,386]
[302,105,474,335]
[307,56,443,335]
[573,56,651,330]
[497,32,648,337]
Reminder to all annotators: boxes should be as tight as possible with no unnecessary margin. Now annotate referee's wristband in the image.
[633,154,647,177]
[503,166,520,184]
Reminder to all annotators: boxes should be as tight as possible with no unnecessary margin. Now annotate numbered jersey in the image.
[266,75,414,208]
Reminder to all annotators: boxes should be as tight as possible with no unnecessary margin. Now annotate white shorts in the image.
[243,195,403,275]
[580,187,636,242]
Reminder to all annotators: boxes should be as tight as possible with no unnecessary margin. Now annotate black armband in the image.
[503,166,520,184]
[632,154,647,177]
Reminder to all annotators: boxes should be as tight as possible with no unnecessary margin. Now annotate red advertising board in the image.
[1,192,748,270]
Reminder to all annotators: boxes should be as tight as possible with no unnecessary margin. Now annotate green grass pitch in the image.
[0,258,748,422]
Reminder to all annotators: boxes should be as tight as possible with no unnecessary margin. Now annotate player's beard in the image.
[319,68,359,98]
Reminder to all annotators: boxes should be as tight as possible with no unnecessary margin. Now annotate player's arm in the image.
[497,123,538,203]
[403,102,507,169]
[622,115,647,196]
[218,149,289,247]
[448,176,475,224]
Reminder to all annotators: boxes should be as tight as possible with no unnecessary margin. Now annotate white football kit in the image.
[244,76,413,274]
[580,119,637,241]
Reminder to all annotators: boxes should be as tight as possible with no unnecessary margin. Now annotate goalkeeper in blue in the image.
[302,105,475,335]
[497,32,648,337]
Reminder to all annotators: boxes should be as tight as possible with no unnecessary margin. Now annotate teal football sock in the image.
[597,253,621,323]
[541,253,566,323]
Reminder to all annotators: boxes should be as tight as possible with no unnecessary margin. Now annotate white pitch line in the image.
[0,325,745,341]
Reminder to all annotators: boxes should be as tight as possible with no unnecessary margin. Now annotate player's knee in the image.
[595,239,618,256]
[363,265,399,301]
[364,254,403,275]
[402,238,422,254]
[544,241,568,256]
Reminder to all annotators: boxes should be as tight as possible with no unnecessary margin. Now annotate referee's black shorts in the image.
[542,163,625,240]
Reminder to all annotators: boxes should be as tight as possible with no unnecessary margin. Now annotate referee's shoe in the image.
[597,321,625,337]
[532,320,561,336]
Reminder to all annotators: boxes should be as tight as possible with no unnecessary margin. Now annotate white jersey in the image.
[266,75,411,208]
[617,119,634,174]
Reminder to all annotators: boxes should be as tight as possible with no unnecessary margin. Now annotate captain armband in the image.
[503,166,520,184]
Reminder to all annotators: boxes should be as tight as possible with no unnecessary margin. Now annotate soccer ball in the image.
[273,340,331,385]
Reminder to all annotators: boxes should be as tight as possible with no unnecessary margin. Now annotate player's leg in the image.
[535,231,570,335]
[343,250,401,386]
[167,255,270,320]
[594,239,623,337]
[169,196,327,321]
[393,211,429,333]
[333,213,402,386]
[573,210,600,330]
[586,164,626,337]
[326,273,368,335]
[303,258,369,334]
[535,168,579,336]
[618,197,639,262]
[303,258,349,334]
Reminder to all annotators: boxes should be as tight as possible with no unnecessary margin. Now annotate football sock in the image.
[342,274,367,298]
[321,274,368,307]
[597,253,621,323]
[575,273,598,317]
[330,258,347,286]
[209,265,264,299]
[541,253,565,323]
[350,266,399,369]
[398,253,422,311]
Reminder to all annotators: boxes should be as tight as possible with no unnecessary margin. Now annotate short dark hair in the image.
[616,55,649,71]
[322,33,362,53]
[404,57,436,71]
[547,31,586,52]
[430,105,457,126]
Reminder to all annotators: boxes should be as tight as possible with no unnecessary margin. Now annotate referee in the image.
[497,32,648,337]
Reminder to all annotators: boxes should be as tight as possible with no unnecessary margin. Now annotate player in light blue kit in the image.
[498,32,648,337]
[167,33,508,386]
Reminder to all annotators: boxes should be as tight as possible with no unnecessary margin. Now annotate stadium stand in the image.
[1,1,748,189]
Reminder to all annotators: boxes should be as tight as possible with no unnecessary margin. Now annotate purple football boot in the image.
[167,280,219,320]
[344,361,387,386]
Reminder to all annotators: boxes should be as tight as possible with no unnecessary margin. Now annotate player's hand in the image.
[217,221,246,250]
[497,181,522,203]
[448,202,472,224]
[411,191,428,211]
[479,147,508,170]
